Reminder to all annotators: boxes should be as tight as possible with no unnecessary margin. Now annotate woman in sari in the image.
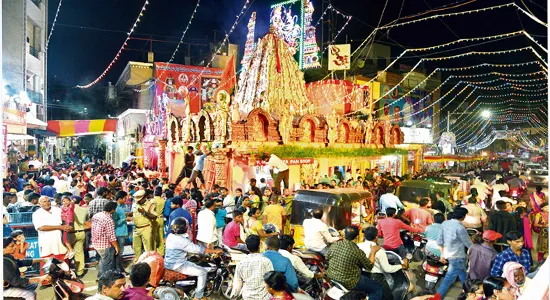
[534,203,549,262]
[529,186,546,213]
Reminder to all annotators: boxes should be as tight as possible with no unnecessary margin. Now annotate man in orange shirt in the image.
[402,198,434,232]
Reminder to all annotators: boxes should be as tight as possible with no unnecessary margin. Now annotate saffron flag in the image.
[218,54,236,94]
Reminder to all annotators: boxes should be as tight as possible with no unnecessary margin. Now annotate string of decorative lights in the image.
[439,61,545,71]
[45,0,63,52]
[377,3,547,30]
[156,0,202,80]
[478,91,548,98]
[134,0,202,92]
[187,0,251,88]
[321,16,353,54]
[454,71,547,79]
[433,90,479,130]
[369,46,546,111]
[462,78,548,86]
[76,0,149,88]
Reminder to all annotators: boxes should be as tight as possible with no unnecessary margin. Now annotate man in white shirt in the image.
[196,200,218,247]
[54,174,70,194]
[221,187,234,222]
[268,154,289,193]
[471,178,492,204]
[492,179,510,208]
[279,234,322,280]
[379,186,405,214]
[358,226,409,300]
[32,196,71,273]
[302,208,341,255]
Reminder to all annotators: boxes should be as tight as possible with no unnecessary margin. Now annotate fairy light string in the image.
[45,0,63,52]
[77,0,150,88]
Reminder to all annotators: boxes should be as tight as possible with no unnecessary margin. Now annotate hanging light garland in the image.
[77,0,150,89]
[187,0,251,88]
[377,3,547,30]
[155,0,202,80]
[45,0,63,53]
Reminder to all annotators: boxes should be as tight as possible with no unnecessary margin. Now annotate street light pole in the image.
[447,111,450,132]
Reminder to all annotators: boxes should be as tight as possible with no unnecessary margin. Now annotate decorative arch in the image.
[189,120,197,142]
[336,119,353,143]
[195,110,213,141]
[298,114,321,142]
[372,122,385,146]
[167,115,179,143]
[246,108,280,142]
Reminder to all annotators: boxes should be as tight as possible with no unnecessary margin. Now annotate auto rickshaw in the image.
[289,188,374,248]
[396,180,452,210]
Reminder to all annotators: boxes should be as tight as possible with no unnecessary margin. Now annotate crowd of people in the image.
[2,151,549,300]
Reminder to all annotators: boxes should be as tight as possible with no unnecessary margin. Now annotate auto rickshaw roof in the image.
[400,180,452,188]
[294,188,372,205]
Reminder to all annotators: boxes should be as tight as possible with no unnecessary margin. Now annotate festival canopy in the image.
[47,119,117,137]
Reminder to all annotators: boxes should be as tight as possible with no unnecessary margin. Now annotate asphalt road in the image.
[35,185,548,299]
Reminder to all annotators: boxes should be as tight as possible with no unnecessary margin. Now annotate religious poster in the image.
[328,44,351,70]
[154,63,223,115]
[379,85,433,128]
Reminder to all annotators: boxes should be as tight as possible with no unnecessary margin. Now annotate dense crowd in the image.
[2,149,549,300]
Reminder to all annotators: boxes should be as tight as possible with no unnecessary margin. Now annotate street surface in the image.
[36,185,547,300]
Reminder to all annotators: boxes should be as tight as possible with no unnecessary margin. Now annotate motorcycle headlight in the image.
[528,176,532,181]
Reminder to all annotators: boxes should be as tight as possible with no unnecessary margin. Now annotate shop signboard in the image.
[281,158,314,165]
[379,85,433,128]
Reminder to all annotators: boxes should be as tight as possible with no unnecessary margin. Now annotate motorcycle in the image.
[154,252,225,300]
[324,251,411,300]
[401,231,427,262]
[217,246,248,299]
[293,249,330,299]
[421,249,448,294]
[42,257,90,300]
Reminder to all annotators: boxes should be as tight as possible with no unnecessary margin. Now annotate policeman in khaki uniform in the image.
[151,187,166,256]
[132,190,157,260]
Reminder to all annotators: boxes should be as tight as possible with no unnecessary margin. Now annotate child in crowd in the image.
[61,196,76,259]
[10,230,28,260]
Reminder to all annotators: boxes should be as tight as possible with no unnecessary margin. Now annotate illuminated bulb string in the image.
[77,0,149,89]
[45,0,62,52]
[155,0,202,81]
[187,0,250,88]
[377,3,547,30]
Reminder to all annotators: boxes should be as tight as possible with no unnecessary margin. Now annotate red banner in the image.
[154,63,223,115]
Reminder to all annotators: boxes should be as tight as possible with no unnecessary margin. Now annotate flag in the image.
[218,54,236,94]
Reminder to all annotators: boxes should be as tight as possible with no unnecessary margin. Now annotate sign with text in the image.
[281,158,315,165]
[26,238,40,259]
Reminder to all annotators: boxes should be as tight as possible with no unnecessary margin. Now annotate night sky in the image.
[46,0,547,119]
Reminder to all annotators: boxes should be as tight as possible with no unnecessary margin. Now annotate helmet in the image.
[170,217,188,235]
[263,223,278,234]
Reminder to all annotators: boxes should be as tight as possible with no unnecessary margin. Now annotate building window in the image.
[31,0,42,8]
[27,19,41,58]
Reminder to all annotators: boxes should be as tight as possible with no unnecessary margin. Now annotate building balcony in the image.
[31,0,41,8]
[26,89,43,104]
[29,45,39,58]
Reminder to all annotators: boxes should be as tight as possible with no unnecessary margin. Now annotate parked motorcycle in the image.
[421,249,448,294]
[42,257,90,300]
